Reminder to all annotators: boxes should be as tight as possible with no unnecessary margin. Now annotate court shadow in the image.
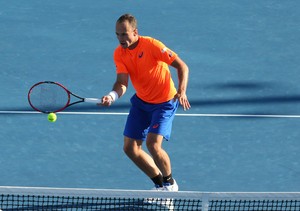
[204,81,276,90]
[0,102,131,113]
[1,81,299,114]
[188,81,300,115]
[188,95,300,107]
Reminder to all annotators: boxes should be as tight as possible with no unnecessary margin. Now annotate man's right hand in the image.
[99,95,113,106]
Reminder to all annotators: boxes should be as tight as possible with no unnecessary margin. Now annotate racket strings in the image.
[29,83,70,113]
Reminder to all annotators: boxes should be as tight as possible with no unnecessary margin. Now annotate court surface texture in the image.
[0,0,299,192]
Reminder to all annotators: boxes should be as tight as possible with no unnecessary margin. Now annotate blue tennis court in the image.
[0,0,299,192]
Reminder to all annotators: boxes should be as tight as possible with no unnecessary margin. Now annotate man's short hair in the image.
[117,14,137,29]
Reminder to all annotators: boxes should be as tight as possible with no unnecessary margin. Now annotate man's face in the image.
[115,21,138,49]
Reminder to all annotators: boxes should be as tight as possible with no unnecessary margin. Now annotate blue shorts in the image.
[124,94,179,141]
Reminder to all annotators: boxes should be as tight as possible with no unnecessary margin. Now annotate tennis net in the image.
[0,186,299,211]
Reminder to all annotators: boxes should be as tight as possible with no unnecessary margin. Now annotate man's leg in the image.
[123,136,161,179]
[146,133,178,192]
[146,133,171,177]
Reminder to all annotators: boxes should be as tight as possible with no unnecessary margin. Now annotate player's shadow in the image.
[189,81,300,114]
[65,102,131,112]
[67,81,300,114]
[2,81,300,115]
[189,95,300,106]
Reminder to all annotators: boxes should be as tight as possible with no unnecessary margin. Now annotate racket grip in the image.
[84,98,102,104]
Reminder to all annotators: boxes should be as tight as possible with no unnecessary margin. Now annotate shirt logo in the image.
[161,47,173,57]
[152,124,159,129]
[138,52,144,58]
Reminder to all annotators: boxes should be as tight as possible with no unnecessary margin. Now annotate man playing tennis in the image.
[101,14,190,191]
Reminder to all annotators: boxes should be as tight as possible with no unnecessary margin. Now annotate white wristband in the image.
[108,91,119,102]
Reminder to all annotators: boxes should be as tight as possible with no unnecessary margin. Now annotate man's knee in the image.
[123,136,142,157]
[146,133,164,155]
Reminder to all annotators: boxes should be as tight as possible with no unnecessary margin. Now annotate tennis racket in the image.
[28,81,102,113]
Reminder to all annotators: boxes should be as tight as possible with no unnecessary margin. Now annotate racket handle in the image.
[84,98,102,104]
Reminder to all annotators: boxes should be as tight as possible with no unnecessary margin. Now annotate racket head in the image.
[28,81,71,113]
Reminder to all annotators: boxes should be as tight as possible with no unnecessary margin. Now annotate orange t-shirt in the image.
[114,36,177,103]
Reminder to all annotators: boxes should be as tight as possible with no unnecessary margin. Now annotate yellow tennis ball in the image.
[47,112,57,122]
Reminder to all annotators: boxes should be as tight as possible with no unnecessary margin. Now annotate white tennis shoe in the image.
[145,180,178,210]
[151,179,179,192]
[163,179,179,192]
[151,184,165,191]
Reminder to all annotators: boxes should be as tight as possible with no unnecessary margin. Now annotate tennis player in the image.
[101,14,190,191]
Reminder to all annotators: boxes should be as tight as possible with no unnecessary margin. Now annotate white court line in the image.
[1,111,300,118]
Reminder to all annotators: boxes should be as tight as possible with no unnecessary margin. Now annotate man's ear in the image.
[134,28,138,36]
